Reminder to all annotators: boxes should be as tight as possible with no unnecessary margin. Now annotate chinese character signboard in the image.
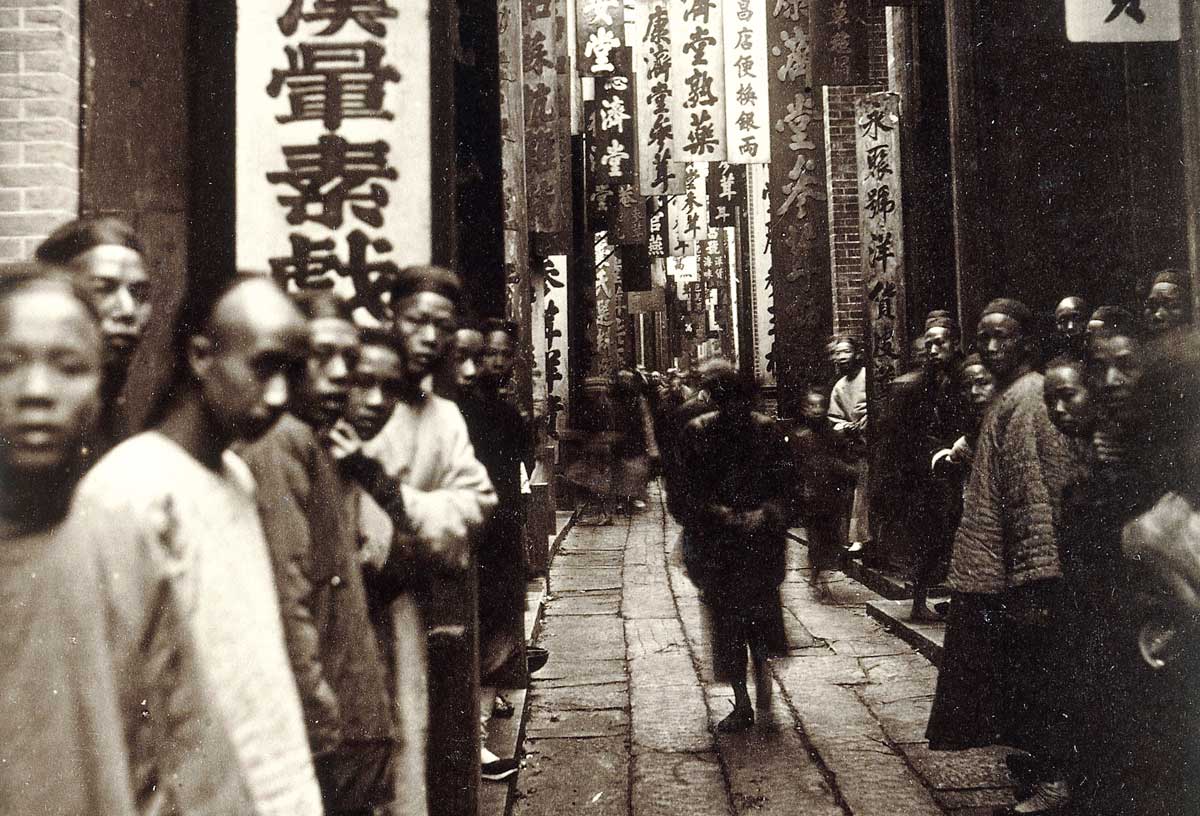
[670,161,709,255]
[525,0,570,233]
[707,161,746,227]
[543,254,571,434]
[613,184,650,243]
[855,92,906,392]
[766,0,832,412]
[238,0,433,320]
[634,0,684,194]
[585,101,616,231]
[1066,0,1180,41]
[721,0,771,163]
[746,163,775,386]
[648,197,672,256]
[576,0,626,74]
[593,47,638,185]
[669,0,728,161]
[811,0,870,85]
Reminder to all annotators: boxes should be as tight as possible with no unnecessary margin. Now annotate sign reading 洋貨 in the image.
[237,0,433,320]
[1066,0,1180,41]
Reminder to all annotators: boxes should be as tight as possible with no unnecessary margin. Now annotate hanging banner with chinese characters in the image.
[707,161,746,227]
[766,0,832,412]
[576,0,625,74]
[612,184,650,243]
[746,163,775,386]
[634,0,683,195]
[1066,0,1180,41]
[810,0,870,85]
[500,0,534,408]
[721,0,771,163]
[238,0,433,319]
[855,92,906,391]
[524,0,569,233]
[542,254,570,435]
[584,101,615,230]
[592,47,638,185]
[668,0,728,161]
[593,231,627,376]
[648,197,672,256]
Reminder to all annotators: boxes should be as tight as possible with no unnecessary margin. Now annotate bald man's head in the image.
[187,277,307,443]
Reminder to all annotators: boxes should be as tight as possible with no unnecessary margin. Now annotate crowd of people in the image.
[652,273,1200,815]
[4,211,1200,816]
[0,218,543,815]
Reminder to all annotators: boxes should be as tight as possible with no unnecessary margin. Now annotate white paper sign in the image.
[721,0,770,163]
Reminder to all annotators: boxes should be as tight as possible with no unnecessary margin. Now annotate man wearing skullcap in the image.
[1143,268,1193,335]
[927,297,1083,815]
[1050,296,1089,359]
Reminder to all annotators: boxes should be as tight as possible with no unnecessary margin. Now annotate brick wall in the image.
[824,6,889,340]
[0,0,80,261]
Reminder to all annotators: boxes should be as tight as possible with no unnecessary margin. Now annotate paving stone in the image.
[622,581,680,619]
[529,681,627,712]
[863,694,935,745]
[782,607,818,649]
[715,715,843,815]
[934,787,1016,810]
[537,614,626,661]
[630,681,712,753]
[786,682,885,743]
[544,592,622,616]
[552,567,624,593]
[817,737,943,816]
[514,736,630,816]
[532,658,627,688]
[555,550,624,568]
[525,707,629,740]
[902,744,1016,790]
[631,752,730,816]
[773,653,868,688]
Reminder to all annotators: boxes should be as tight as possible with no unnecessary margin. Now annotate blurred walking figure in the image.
[671,363,794,732]
[74,275,323,815]
[609,368,658,513]
[0,263,250,815]
[828,335,870,556]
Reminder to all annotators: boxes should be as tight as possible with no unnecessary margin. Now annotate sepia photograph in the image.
[1,0,1198,814]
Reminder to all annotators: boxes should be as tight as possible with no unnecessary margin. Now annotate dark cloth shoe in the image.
[715,705,755,733]
[527,646,549,675]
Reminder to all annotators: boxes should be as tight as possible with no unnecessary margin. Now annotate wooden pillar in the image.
[1181,0,1200,307]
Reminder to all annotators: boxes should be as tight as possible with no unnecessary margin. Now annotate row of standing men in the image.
[1,217,540,815]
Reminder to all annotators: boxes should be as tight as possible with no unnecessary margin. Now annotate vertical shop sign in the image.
[543,254,571,435]
[810,0,870,85]
[500,0,534,408]
[766,0,832,409]
[576,0,626,74]
[594,231,627,375]
[746,163,775,386]
[854,92,905,390]
[668,0,728,161]
[585,101,616,230]
[675,161,709,254]
[648,197,672,256]
[721,0,771,163]
[239,0,425,319]
[613,184,650,243]
[593,47,638,186]
[1066,0,1180,41]
[525,0,569,232]
[635,0,684,195]
[707,161,746,227]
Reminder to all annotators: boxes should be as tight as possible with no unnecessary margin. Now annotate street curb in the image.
[865,599,946,667]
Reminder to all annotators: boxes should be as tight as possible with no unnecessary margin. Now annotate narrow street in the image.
[513,485,1016,816]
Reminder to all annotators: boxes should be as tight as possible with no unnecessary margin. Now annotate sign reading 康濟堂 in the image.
[237,0,433,320]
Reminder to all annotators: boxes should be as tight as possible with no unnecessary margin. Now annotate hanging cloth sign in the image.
[720,0,772,163]
[707,161,746,227]
[668,0,728,161]
[593,47,638,186]
[634,0,684,195]
[576,0,626,74]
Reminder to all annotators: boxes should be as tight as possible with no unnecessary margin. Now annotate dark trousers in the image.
[315,739,395,815]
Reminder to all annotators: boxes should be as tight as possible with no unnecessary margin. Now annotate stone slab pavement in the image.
[510,483,1018,816]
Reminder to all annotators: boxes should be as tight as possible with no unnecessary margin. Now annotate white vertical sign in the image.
[634,0,684,194]
[237,0,431,320]
[543,255,571,435]
[721,0,770,163]
[668,0,728,161]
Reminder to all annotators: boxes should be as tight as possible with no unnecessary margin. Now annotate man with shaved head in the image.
[75,274,324,815]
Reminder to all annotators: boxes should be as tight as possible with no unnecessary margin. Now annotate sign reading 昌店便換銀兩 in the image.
[720,0,771,163]
[1066,0,1179,42]
[238,0,434,320]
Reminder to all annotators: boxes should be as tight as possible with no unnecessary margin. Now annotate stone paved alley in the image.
[512,485,1018,816]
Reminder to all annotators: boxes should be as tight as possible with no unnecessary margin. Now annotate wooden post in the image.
[1182,0,1200,310]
